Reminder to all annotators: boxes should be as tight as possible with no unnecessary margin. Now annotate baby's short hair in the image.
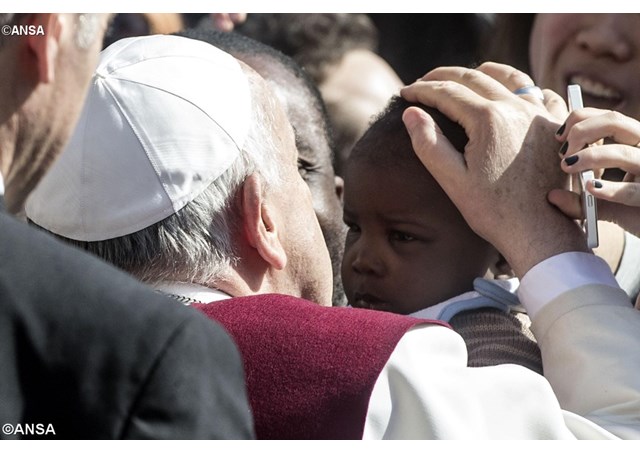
[349,95,467,173]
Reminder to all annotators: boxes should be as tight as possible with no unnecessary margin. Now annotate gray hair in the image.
[42,70,283,286]
[0,13,101,49]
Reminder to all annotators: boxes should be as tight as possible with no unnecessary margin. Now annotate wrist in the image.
[497,212,591,278]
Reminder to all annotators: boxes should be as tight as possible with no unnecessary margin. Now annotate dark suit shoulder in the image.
[0,211,194,356]
[0,212,253,439]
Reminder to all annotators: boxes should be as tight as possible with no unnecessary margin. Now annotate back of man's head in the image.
[26,34,333,306]
[26,35,279,284]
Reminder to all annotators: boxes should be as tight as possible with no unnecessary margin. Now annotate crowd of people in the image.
[2,12,640,440]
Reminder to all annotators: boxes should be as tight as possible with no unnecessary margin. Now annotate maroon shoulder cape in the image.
[194,294,446,439]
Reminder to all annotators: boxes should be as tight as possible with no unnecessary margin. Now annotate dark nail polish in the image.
[564,155,579,166]
[559,142,569,155]
[594,180,603,189]
[556,123,566,136]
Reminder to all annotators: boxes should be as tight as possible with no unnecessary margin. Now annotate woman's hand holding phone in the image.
[549,103,640,239]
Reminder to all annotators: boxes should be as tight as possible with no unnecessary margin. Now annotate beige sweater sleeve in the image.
[531,284,640,439]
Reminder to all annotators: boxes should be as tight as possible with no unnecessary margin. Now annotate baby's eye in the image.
[390,231,415,242]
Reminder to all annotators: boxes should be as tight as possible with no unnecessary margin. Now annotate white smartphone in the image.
[567,84,599,249]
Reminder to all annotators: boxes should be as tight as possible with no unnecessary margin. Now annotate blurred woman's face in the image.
[530,14,640,120]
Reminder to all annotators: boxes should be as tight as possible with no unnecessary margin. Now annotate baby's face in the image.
[341,159,497,315]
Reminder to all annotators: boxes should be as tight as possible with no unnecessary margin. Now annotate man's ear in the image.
[241,173,287,270]
[26,14,63,84]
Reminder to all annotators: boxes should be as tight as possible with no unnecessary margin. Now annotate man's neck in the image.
[157,264,284,303]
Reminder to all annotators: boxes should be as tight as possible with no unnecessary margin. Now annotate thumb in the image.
[403,106,466,194]
[548,189,583,219]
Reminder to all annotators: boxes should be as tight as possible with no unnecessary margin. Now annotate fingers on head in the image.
[401,80,488,126]
[402,106,438,161]
[476,62,536,93]
[402,106,464,189]
[420,66,508,101]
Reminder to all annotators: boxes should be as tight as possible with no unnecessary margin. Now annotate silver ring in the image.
[513,85,544,101]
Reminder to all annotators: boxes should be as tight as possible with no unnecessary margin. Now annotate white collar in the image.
[410,290,482,321]
[0,171,4,196]
[410,277,520,321]
[153,281,231,304]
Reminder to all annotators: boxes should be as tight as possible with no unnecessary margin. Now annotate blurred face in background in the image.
[530,14,640,120]
[5,14,108,213]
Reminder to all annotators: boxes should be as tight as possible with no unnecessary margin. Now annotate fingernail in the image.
[556,123,566,136]
[564,155,579,166]
[559,142,569,155]
[594,180,603,189]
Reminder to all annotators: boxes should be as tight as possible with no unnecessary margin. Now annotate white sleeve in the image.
[517,252,640,439]
[517,252,619,318]
[530,284,640,439]
[363,324,595,439]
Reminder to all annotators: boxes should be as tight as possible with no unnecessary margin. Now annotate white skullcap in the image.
[25,35,251,241]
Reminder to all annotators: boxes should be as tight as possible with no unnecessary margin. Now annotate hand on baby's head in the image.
[341,96,502,315]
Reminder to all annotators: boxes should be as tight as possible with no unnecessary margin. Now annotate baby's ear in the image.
[490,253,515,279]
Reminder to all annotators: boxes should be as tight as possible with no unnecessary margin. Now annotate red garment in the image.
[195,294,445,439]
